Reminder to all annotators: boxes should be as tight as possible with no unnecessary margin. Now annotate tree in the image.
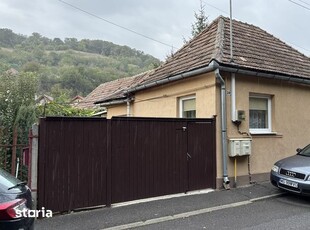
[0,72,38,145]
[191,0,209,38]
[35,102,95,117]
[0,71,38,174]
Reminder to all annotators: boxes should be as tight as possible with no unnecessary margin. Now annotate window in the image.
[179,96,196,118]
[249,95,272,133]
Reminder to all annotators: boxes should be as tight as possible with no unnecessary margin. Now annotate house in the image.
[77,70,153,116]
[94,16,310,189]
[35,94,54,106]
[70,95,84,106]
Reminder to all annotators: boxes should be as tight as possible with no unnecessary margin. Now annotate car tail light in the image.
[0,199,28,220]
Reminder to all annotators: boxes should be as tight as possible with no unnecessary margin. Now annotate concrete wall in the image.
[106,71,310,188]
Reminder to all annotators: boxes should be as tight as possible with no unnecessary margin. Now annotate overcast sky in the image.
[0,0,309,60]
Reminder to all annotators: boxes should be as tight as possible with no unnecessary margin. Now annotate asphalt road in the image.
[35,182,310,230]
[134,194,310,230]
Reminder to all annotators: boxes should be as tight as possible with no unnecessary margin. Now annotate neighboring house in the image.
[94,16,310,189]
[77,70,153,116]
[35,94,54,106]
[70,95,84,106]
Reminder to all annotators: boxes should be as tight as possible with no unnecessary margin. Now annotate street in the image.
[36,182,310,230]
[133,194,310,230]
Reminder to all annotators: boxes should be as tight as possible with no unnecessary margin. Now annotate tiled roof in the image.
[77,70,152,109]
[83,16,310,106]
[136,16,310,87]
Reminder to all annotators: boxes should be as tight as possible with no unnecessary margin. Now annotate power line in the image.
[287,1,310,52]
[297,0,310,7]
[57,0,175,50]
[288,0,310,10]
[205,2,229,16]
[205,1,310,54]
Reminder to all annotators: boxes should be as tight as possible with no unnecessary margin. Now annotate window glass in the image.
[249,96,271,133]
[299,144,310,157]
[180,96,196,118]
[249,97,268,128]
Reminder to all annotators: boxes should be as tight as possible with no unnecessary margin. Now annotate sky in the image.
[0,0,310,61]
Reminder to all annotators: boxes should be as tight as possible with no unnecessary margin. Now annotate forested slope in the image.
[0,28,161,98]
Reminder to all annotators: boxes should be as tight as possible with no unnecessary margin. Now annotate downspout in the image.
[126,99,131,117]
[215,69,230,189]
[231,73,236,121]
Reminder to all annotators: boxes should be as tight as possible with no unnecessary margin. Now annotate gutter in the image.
[218,65,310,86]
[97,98,129,107]
[125,60,219,95]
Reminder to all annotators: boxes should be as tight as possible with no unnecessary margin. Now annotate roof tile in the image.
[137,16,310,88]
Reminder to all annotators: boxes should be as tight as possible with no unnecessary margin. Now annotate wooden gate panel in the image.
[38,117,216,212]
[187,120,216,191]
[111,118,189,204]
[38,117,108,213]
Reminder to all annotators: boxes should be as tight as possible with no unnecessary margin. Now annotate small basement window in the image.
[179,96,196,118]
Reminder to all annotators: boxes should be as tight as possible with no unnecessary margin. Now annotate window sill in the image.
[250,132,283,138]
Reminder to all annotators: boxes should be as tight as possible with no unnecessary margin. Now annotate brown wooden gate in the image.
[38,117,215,213]
[38,117,108,212]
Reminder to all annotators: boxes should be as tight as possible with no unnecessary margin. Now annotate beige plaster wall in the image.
[107,104,127,118]
[224,73,310,184]
[133,72,217,118]
[107,72,217,118]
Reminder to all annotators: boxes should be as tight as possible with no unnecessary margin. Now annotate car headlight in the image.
[271,165,279,173]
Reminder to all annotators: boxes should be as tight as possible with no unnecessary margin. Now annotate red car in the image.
[0,168,34,230]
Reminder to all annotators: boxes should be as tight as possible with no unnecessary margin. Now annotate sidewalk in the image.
[36,181,282,230]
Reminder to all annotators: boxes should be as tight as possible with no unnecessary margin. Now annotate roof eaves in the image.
[96,98,128,107]
[219,63,310,86]
[124,60,219,94]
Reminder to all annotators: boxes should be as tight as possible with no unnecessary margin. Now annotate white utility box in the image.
[228,139,252,157]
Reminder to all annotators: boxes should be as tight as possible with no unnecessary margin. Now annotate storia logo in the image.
[285,171,296,177]
[16,207,52,218]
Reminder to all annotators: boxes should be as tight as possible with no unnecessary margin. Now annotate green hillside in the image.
[0,28,161,99]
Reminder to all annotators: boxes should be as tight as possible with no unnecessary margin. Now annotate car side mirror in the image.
[296,148,302,154]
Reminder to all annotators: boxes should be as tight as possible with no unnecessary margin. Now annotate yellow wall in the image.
[107,72,217,118]
[225,74,310,178]
[107,104,127,118]
[106,71,310,187]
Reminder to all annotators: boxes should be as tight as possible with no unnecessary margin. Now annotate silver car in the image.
[270,144,310,195]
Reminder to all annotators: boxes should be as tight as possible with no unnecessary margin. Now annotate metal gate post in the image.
[30,124,39,209]
[11,127,18,176]
[106,120,112,207]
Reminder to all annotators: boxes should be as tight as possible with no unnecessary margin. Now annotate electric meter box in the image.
[228,139,252,157]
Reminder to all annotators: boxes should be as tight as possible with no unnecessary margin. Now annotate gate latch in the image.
[182,127,187,131]
[187,153,192,159]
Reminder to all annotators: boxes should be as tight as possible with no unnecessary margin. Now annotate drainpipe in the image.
[126,99,131,117]
[231,73,236,121]
[215,69,230,189]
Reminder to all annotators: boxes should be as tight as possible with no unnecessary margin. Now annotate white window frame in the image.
[179,95,196,118]
[249,95,272,134]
